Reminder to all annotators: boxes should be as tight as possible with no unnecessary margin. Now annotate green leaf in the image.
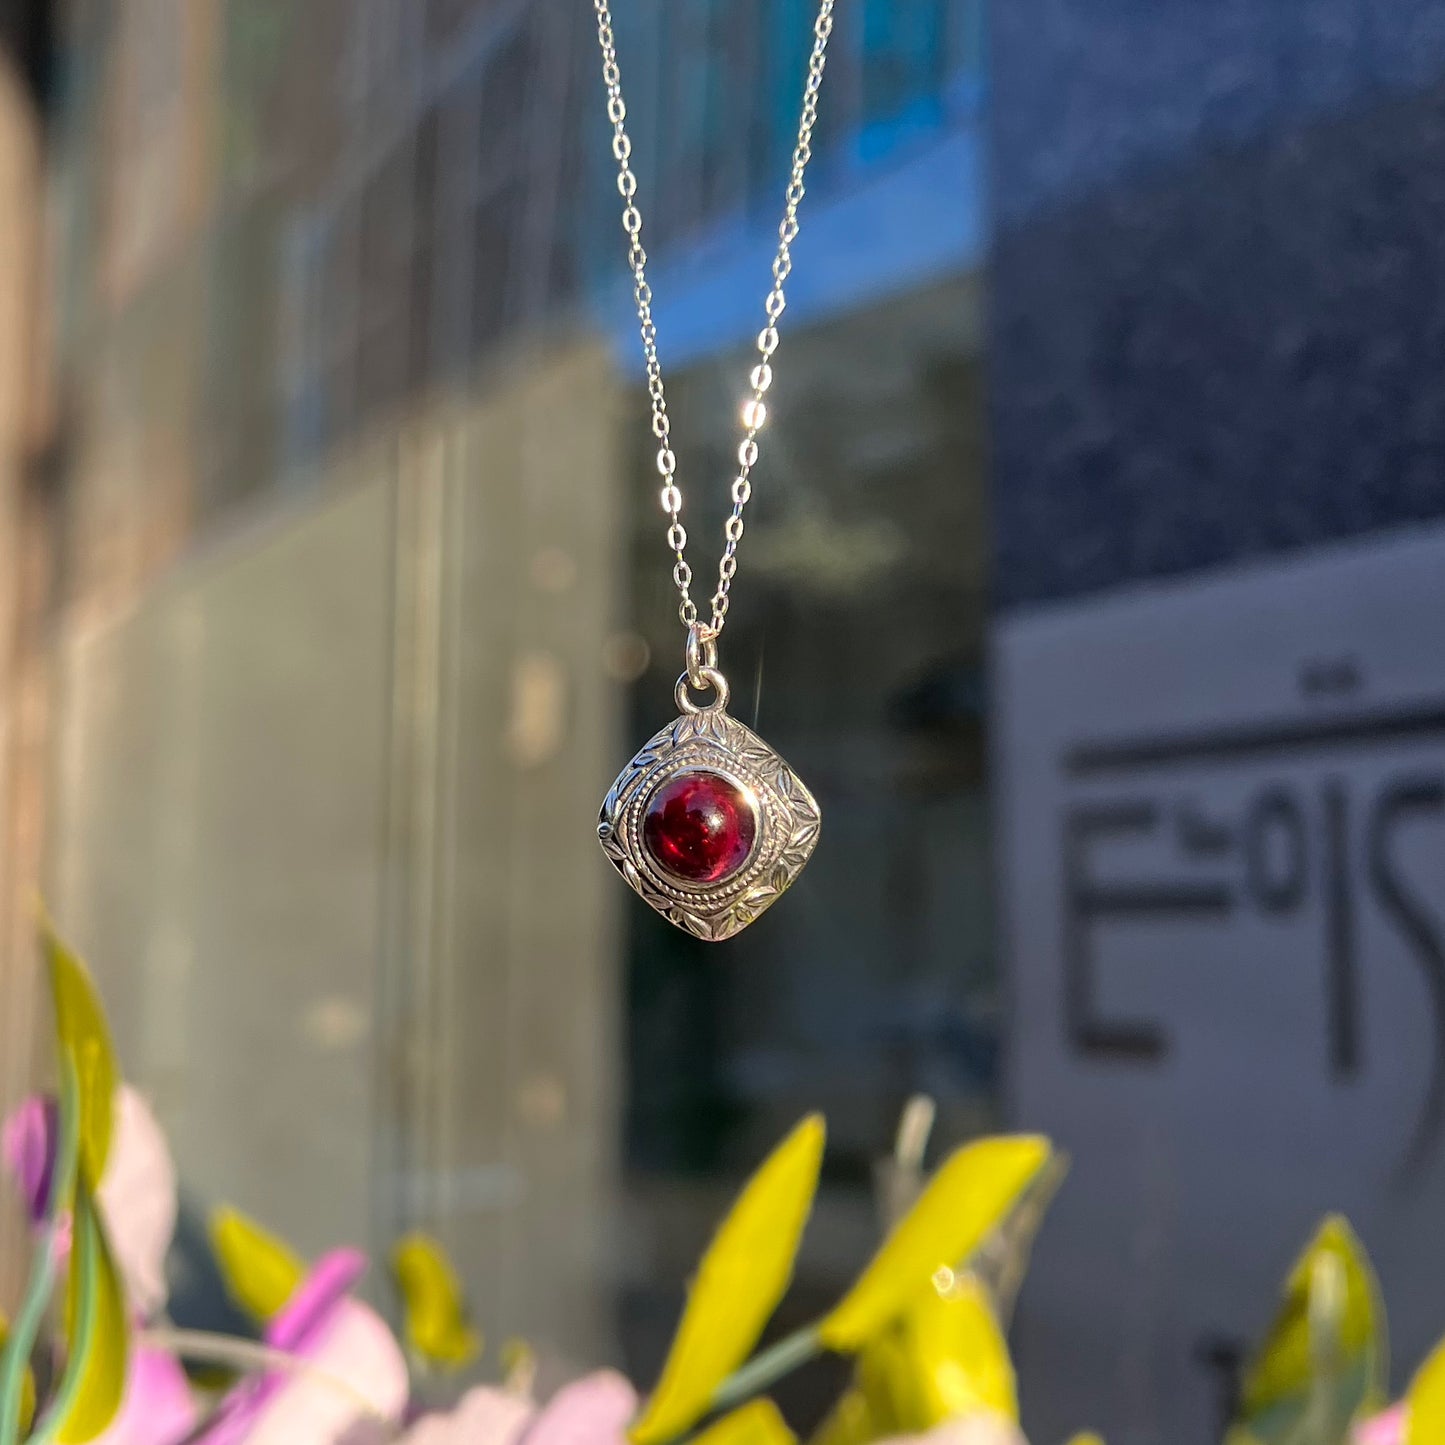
[630,1115,826,1445]
[1229,1216,1385,1445]
[694,1399,797,1445]
[390,1232,483,1370]
[43,926,119,1191]
[818,1137,1051,1353]
[209,1206,307,1323]
[44,1179,131,1444]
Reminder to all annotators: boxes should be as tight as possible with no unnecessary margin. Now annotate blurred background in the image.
[0,2,1443,1442]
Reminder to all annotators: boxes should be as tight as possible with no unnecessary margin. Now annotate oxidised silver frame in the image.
[597,704,821,941]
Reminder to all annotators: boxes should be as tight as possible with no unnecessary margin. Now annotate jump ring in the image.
[675,666,729,715]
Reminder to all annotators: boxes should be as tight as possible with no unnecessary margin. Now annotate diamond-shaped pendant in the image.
[598,667,820,941]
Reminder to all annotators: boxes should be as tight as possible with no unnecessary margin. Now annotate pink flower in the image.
[400,1389,534,1445]
[90,1347,198,1445]
[5,1087,408,1445]
[195,1250,408,1445]
[5,1087,194,1443]
[2,1094,58,1221]
[880,1416,1028,1445]
[525,1373,637,1444]
[2,1085,176,1319]
[96,1086,178,1318]
[1354,1404,1405,1445]
[399,1371,638,1445]
[6,1082,637,1445]
[228,1297,409,1445]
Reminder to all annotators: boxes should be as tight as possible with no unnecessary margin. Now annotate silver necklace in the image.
[593,0,834,941]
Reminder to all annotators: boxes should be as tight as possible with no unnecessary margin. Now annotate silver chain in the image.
[592,0,836,645]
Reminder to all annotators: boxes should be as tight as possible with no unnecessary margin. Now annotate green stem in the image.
[0,1061,81,1445]
[27,1203,100,1445]
[0,1237,59,1445]
[139,1328,390,1422]
[706,1325,823,1418]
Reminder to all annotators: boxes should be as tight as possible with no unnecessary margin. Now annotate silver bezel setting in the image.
[598,707,821,941]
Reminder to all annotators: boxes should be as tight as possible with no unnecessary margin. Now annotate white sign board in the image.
[994,526,1445,1444]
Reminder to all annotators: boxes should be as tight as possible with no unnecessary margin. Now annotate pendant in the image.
[597,633,821,941]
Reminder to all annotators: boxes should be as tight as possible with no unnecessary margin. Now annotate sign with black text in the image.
[995,527,1445,1444]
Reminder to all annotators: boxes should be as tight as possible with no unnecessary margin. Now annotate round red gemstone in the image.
[643,770,758,885]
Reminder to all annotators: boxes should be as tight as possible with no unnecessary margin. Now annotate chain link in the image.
[593,0,835,640]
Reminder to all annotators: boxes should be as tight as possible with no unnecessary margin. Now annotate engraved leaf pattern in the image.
[678,911,712,940]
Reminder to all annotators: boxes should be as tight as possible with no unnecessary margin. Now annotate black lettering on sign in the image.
[1059,699,1445,1166]
[1063,802,1233,1061]
[1369,776,1445,1176]
[1243,787,1308,915]
[1175,799,1234,857]
[1322,780,1359,1080]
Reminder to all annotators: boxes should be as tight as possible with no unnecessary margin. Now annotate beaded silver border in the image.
[598,707,821,941]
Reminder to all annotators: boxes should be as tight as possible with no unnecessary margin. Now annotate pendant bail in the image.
[686,623,719,690]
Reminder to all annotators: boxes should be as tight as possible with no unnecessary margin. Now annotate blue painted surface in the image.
[584,0,989,371]
[595,119,988,373]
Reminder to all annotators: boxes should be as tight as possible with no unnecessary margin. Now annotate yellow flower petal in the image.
[969,1152,1069,1330]
[819,1137,1051,1353]
[895,1272,1018,1425]
[209,1206,307,1322]
[846,1276,1018,1434]
[52,1179,131,1443]
[809,1389,878,1445]
[853,1328,912,1435]
[1406,1332,1445,1444]
[0,1313,36,1435]
[1232,1215,1385,1443]
[631,1115,826,1445]
[44,925,119,1191]
[390,1232,483,1370]
[1066,1435,1107,1445]
[694,1399,797,1445]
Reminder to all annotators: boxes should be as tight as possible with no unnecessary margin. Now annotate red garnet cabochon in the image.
[643,770,758,885]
